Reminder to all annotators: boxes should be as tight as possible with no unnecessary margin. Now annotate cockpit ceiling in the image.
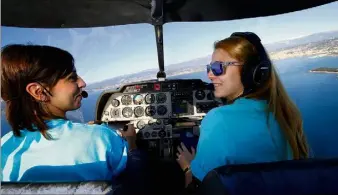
[2,0,336,28]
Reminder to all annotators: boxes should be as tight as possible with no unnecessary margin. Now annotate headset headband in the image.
[230,32,267,61]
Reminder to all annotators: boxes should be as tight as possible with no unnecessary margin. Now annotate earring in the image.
[39,94,47,102]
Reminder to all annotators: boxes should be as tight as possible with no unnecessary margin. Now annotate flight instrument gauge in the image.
[157,105,167,115]
[156,93,167,103]
[121,95,132,105]
[145,94,155,104]
[195,90,206,100]
[134,106,144,117]
[145,106,156,116]
[111,99,120,107]
[110,108,120,118]
[133,94,143,105]
[122,107,133,118]
[137,120,146,129]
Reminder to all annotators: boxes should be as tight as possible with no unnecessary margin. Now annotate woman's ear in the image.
[26,83,49,102]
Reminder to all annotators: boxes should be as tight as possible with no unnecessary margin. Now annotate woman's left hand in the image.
[176,142,196,171]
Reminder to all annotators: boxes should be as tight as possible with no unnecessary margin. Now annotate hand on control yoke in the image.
[120,124,137,151]
[120,123,136,137]
[88,120,137,150]
[87,120,103,125]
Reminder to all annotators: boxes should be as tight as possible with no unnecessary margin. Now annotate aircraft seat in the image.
[199,158,338,195]
[0,181,122,195]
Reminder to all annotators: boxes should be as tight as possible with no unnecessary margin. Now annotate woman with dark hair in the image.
[176,32,310,187]
[1,44,137,182]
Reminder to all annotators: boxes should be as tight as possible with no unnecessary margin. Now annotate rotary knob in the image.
[158,130,166,138]
[144,132,150,138]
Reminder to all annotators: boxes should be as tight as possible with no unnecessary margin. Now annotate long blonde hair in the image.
[214,36,309,159]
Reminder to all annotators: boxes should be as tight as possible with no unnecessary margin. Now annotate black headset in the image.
[230,32,272,94]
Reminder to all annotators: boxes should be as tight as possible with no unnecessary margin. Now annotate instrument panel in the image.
[99,79,219,139]
[102,92,172,121]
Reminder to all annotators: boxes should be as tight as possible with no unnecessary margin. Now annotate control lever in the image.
[179,116,203,121]
[111,121,132,132]
[174,121,197,128]
[88,120,131,131]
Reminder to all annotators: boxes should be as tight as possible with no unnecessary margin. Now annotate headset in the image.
[230,32,272,94]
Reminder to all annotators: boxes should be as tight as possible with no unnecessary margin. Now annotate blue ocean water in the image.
[1,56,338,158]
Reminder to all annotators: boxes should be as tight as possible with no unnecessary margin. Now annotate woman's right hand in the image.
[87,120,102,125]
[89,120,137,150]
[120,124,136,138]
[120,124,137,150]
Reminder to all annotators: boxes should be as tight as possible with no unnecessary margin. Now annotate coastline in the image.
[309,70,338,74]
[88,55,338,91]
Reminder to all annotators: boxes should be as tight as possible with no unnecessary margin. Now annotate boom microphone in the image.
[81,91,88,98]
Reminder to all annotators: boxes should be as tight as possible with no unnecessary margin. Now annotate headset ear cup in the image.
[240,63,248,90]
[241,62,255,92]
[253,61,271,86]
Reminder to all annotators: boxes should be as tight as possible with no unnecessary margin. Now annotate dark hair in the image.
[1,44,75,139]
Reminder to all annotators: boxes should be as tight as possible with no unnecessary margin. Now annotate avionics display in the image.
[173,102,188,114]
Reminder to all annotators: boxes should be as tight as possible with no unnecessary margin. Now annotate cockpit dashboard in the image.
[95,79,221,160]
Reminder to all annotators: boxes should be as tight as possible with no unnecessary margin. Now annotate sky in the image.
[1,1,338,84]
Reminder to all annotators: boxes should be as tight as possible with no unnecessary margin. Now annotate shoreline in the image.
[309,70,338,74]
[88,56,338,91]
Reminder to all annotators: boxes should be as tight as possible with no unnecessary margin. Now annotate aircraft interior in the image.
[2,0,338,195]
[91,79,222,193]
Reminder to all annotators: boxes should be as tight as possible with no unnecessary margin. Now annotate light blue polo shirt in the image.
[190,98,294,181]
[1,119,128,182]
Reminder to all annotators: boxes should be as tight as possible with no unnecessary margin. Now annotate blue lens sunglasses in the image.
[206,61,242,76]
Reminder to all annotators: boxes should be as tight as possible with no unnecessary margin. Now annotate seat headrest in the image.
[199,158,338,195]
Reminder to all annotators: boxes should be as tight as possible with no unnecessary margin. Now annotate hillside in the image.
[270,38,338,60]
[264,30,338,51]
[86,57,210,90]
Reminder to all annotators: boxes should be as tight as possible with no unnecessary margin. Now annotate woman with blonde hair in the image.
[176,32,309,187]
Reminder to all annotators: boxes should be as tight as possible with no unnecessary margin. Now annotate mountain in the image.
[86,56,211,90]
[265,30,338,51]
[269,37,338,60]
[86,30,338,91]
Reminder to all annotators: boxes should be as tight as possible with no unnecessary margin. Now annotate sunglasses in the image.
[206,61,241,76]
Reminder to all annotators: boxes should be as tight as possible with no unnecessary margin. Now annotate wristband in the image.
[183,166,191,174]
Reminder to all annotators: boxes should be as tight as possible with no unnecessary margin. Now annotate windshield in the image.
[1,2,338,160]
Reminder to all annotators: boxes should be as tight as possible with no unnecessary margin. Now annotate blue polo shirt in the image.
[190,98,294,181]
[1,119,128,182]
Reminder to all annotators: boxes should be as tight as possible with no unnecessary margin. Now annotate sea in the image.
[1,56,338,158]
